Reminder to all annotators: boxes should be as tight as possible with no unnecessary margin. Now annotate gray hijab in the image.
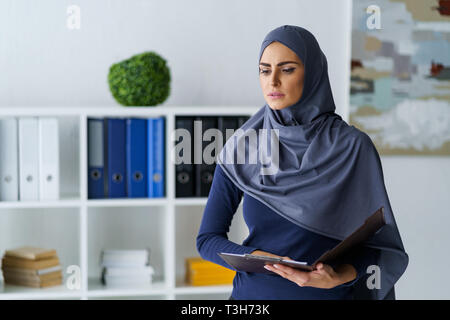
[217,25,408,300]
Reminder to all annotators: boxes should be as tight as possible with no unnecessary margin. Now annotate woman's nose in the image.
[270,71,280,86]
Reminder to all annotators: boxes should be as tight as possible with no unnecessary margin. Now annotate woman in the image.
[196,25,408,300]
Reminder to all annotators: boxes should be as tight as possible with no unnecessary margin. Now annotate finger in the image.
[265,265,288,278]
[264,264,282,273]
[269,265,310,286]
[278,264,310,277]
[313,263,327,274]
[273,264,295,276]
[264,265,273,272]
[313,266,329,277]
[315,263,333,275]
[274,264,310,283]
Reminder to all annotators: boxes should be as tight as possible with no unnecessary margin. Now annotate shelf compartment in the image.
[0,208,81,298]
[0,115,80,203]
[87,206,167,291]
[174,203,248,295]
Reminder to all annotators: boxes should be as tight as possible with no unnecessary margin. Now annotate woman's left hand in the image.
[264,261,349,289]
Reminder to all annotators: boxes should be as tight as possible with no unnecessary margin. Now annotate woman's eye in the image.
[259,68,295,75]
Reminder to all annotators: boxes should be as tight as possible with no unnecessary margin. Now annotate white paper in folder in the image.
[0,117,19,201]
[18,117,40,201]
[38,118,60,200]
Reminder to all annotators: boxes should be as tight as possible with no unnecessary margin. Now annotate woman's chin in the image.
[267,102,289,110]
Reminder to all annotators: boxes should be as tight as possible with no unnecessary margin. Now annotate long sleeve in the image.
[332,245,380,288]
[196,165,259,270]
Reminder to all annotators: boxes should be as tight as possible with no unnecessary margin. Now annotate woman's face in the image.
[259,41,305,110]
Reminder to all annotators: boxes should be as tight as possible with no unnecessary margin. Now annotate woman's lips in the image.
[269,93,285,99]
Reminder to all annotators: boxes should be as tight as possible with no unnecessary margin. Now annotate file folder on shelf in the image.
[0,118,19,201]
[104,118,126,198]
[175,116,195,198]
[38,118,60,200]
[238,116,250,128]
[18,117,39,201]
[148,117,165,198]
[218,116,239,145]
[88,118,105,199]
[126,118,148,198]
[195,116,217,197]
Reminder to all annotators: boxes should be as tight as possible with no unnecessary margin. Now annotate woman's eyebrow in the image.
[259,61,300,67]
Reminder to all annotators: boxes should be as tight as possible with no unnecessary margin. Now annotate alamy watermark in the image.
[67,5,81,30]
[65,264,81,290]
[366,5,381,30]
[366,264,381,290]
[171,120,280,175]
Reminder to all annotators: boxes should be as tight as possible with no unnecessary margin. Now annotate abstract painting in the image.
[350,0,450,155]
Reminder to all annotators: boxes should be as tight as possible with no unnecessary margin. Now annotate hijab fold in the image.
[217,25,408,300]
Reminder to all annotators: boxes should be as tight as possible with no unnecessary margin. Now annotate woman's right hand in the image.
[250,249,292,261]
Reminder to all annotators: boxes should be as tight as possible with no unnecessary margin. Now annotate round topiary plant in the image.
[108,51,171,106]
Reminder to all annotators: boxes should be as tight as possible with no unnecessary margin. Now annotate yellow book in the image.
[188,276,235,285]
[2,256,60,270]
[3,270,62,282]
[185,257,236,285]
[188,277,234,286]
[188,272,235,279]
[1,265,62,276]
[188,268,235,276]
[185,257,216,267]
[186,270,235,285]
[4,276,63,288]
[4,246,57,260]
[185,257,231,271]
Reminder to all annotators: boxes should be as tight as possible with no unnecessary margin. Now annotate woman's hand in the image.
[250,250,290,260]
[250,250,357,289]
[263,260,357,289]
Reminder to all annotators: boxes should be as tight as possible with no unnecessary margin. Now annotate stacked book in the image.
[100,249,154,287]
[185,257,236,286]
[1,246,63,288]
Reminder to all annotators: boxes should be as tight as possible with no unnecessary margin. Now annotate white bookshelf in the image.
[0,105,259,300]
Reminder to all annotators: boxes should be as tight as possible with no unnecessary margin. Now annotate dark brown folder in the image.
[218,206,386,274]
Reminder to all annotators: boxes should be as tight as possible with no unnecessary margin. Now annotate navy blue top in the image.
[197,165,379,300]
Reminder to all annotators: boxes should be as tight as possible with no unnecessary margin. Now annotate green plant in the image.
[108,51,171,106]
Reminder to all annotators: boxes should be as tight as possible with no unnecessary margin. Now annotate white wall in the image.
[0,0,449,299]
[0,0,351,116]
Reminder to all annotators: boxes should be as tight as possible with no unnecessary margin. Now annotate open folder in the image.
[218,206,386,274]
